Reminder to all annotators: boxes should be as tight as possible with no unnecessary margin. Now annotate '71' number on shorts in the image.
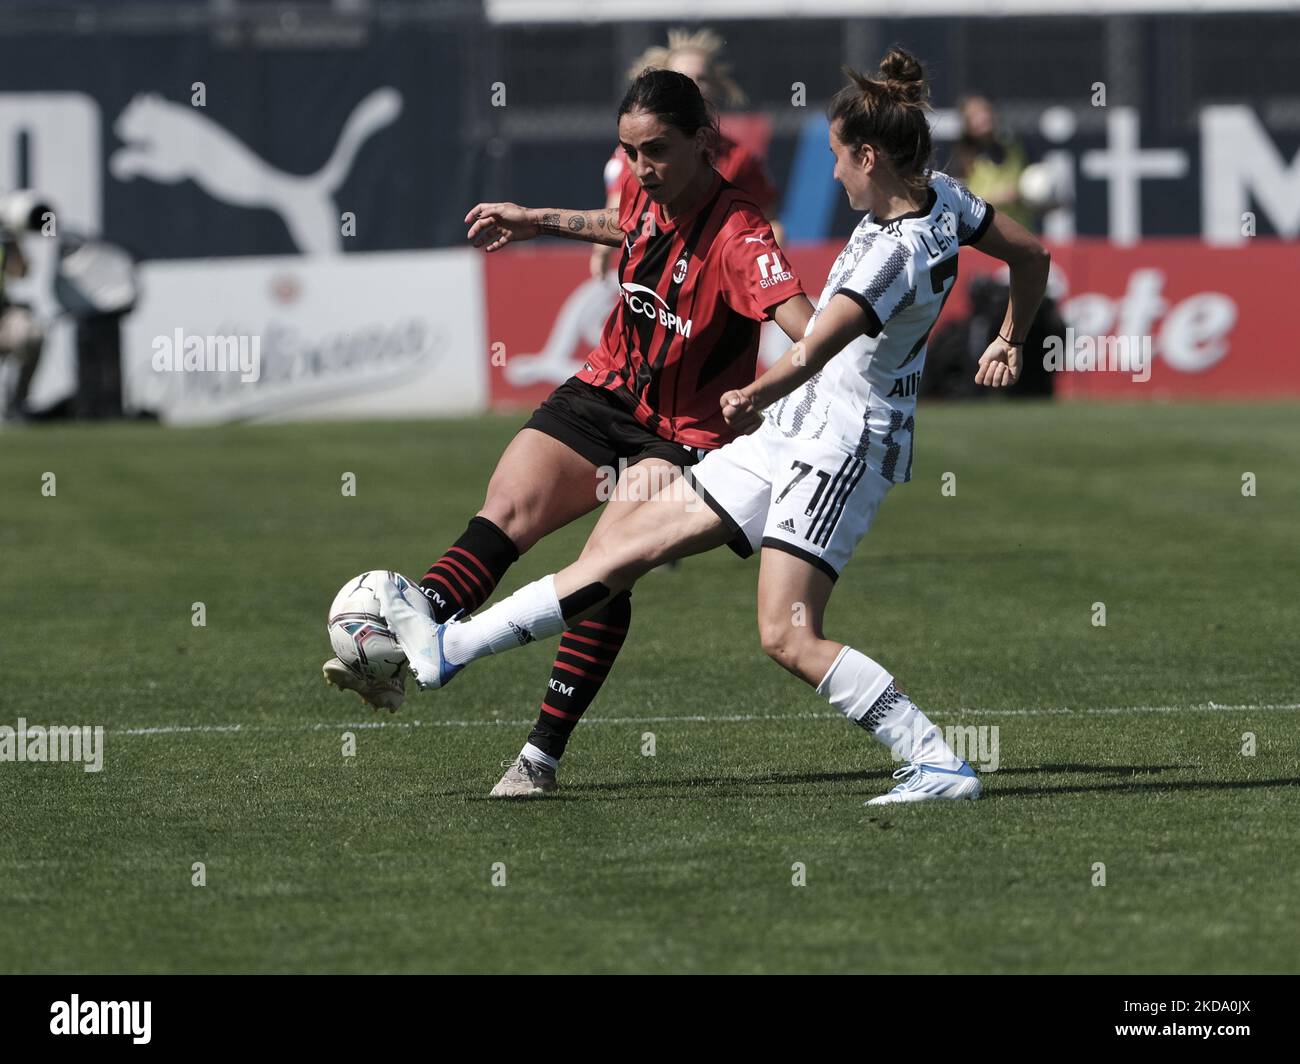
[775,461,833,516]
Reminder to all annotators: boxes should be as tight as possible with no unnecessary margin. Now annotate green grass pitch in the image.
[1,401,1297,973]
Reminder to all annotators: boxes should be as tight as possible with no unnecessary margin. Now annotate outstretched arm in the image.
[969,211,1050,387]
[719,293,870,428]
[465,202,624,251]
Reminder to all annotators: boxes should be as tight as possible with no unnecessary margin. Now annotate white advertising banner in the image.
[121,248,485,425]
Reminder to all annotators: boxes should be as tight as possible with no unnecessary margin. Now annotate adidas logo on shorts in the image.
[776,518,798,534]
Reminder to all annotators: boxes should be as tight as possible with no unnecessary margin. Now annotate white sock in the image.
[816,646,962,769]
[521,742,559,771]
[442,576,563,664]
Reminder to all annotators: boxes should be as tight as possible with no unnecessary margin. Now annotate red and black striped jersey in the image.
[576,166,804,450]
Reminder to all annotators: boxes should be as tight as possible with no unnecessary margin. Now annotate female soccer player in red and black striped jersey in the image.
[324,68,813,796]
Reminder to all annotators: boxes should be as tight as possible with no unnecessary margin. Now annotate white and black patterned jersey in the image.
[767,170,993,483]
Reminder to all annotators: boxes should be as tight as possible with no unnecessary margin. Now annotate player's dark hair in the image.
[828,47,932,193]
[618,68,719,163]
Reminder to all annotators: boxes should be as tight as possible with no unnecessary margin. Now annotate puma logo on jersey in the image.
[744,235,768,244]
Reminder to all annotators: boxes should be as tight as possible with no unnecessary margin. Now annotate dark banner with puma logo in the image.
[0,21,477,260]
[1,9,1298,260]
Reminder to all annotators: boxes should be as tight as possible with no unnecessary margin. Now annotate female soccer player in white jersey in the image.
[378,48,1050,804]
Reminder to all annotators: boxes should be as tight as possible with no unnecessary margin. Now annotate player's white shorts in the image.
[686,422,893,581]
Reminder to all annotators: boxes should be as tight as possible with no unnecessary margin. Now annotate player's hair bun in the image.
[877,47,928,105]
[827,47,933,193]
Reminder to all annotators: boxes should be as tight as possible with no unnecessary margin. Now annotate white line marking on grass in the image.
[110,702,1300,737]
[116,712,835,736]
[952,702,1300,717]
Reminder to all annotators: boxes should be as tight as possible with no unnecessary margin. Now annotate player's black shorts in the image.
[523,377,706,471]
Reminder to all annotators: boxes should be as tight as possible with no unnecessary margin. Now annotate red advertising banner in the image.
[485,239,1298,409]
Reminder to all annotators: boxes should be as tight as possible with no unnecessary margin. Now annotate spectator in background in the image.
[0,235,44,421]
[934,99,1062,399]
[948,95,1034,229]
[591,26,782,278]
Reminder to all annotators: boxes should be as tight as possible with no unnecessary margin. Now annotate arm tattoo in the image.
[537,208,623,244]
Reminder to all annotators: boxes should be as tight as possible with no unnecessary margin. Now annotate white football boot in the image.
[490,755,557,798]
[866,760,982,805]
[322,657,406,712]
[376,571,464,691]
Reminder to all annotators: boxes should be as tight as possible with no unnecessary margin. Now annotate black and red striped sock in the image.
[419,516,520,623]
[526,590,632,760]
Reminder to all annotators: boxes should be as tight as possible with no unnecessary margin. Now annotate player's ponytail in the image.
[618,68,720,164]
[828,47,932,193]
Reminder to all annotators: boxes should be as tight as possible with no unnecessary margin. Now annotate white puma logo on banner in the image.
[110,88,402,255]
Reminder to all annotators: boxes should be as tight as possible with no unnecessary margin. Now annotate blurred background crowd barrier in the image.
[0,0,1295,424]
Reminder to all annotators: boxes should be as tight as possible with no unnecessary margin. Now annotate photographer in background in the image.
[922,274,1062,400]
[0,231,45,421]
[0,190,137,421]
[0,190,51,422]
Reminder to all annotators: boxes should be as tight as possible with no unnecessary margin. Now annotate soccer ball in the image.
[326,570,411,682]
